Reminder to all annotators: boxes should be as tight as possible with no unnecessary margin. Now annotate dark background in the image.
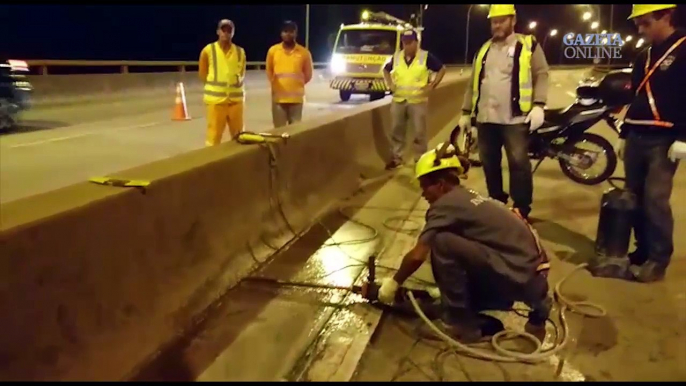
[1,4,683,65]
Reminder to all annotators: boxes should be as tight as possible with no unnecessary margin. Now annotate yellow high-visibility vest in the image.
[391,49,430,104]
[471,34,534,117]
[204,42,246,105]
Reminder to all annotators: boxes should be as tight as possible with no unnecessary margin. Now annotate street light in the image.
[582,11,592,21]
[626,35,633,42]
[590,21,599,29]
[636,38,645,48]
[543,28,558,50]
[464,4,489,64]
[529,21,537,30]
[601,29,607,35]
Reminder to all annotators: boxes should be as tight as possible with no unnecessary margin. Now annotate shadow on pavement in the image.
[13,119,69,133]
[532,219,596,265]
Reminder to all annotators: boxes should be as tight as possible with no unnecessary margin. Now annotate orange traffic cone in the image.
[172,82,191,121]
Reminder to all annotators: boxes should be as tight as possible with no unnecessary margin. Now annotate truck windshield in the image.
[335,29,397,55]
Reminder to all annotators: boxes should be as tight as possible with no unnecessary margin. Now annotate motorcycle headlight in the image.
[330,54,346,75]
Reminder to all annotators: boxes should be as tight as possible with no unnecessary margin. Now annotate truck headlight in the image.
[330,54,346,75]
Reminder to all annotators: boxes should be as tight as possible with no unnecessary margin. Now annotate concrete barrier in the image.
[0,76,468,381]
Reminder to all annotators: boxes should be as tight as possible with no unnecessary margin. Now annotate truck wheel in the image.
[339,90,352,102]
[369,92,385,101]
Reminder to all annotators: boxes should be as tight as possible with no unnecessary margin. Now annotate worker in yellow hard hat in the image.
[457,4,550,222]
[376,143,553,343]
[595,4,685,283]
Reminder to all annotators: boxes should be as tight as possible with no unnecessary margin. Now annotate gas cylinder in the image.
[594,184,637,258]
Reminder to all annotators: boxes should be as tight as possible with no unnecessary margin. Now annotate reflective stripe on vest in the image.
[204,42,245,104]
[631,36,686,129]
[471,34,534,117]
[391,49,430,104]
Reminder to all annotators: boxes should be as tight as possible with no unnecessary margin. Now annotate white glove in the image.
[525,105,545,131]
[616,138,625,160]
[668,140,686,162]
[377,277,399,305]
[458,114,471,131]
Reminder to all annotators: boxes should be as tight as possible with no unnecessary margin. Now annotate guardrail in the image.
[23,60,599,76]
[24,60,330,75]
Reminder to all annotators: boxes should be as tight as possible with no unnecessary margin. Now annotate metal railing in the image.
[23,60,330,75]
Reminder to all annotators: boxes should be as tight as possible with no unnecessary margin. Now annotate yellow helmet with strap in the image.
[628,4,677,19]
[415,143,466,180]
[488,4,516,19]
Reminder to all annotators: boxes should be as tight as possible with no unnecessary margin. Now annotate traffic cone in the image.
[172,82,191,121]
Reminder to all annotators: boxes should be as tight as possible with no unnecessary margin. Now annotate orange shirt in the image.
[266,43,313,104]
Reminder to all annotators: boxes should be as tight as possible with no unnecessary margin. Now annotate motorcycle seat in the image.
[543,106,575,125]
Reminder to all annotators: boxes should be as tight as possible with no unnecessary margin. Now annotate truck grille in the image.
[345,63,382,74]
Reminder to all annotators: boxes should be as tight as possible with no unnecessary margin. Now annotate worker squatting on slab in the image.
[594,4,686,283]
[378,143,553,343]
[382,29,447,171]
[266,21,314,128]
[199,19,247,147]
[457,4,550,221]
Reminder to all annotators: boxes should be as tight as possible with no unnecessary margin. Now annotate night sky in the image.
[2,4,683,65]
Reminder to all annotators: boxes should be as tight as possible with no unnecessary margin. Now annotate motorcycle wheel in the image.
[558,133,617,186]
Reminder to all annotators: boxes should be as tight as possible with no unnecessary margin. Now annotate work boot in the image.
[524,296,552,342]
[629,261,667,283]
[588,256,633,280]
[385,159,402,170]
[628,250,649,266]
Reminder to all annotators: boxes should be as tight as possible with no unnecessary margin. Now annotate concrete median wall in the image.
[0,76,469,381]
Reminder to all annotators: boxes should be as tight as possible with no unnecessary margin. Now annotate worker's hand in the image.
[615,139,625,161]
[389,84,397,93]
[457,114,471,131]
[668,140,686,162]
[378,277,400,305]
[421,83,436,93]
[525,105,545,132]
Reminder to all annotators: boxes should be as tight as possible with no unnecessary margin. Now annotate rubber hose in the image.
[407,263,606,363]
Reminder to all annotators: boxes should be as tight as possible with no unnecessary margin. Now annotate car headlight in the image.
[330,54,346,75]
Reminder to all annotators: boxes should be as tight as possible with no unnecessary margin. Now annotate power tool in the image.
[242,255,436,306]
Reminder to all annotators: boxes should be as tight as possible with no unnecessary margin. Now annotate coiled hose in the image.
[407,263,607,363]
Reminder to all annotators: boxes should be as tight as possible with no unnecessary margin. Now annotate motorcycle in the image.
[0,59,33,132]
[451,69,631,186]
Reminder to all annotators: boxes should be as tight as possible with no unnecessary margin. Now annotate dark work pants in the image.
[430,231,549,326]
[477,123,533,217]
[624,131,679,267]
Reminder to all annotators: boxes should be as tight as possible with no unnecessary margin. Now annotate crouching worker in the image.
[378,143,552,343]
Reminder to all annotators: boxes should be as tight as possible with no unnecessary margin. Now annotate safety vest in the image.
[471,34,534,118]
[204,42,246,105]
[391,49,430,104]
[625,36,686,129]
[271,44,309,104]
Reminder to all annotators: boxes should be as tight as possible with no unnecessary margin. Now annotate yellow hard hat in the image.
[488,4,517,19]
[415,144,465,180]
[628,4,677,19]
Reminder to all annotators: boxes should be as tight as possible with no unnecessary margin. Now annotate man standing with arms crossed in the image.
[266,21,314,128]
[597,4,685,282]
[457,4,549,221]
[199,19,247,146]
[383,29,446,170]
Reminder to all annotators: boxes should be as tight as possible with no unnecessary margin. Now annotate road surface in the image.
[0,69,473,204]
